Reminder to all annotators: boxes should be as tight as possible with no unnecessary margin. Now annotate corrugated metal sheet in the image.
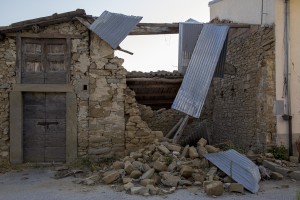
[214,34,228,78]
[90,10,142,49]
[172,24,229,118]
[178,20,203,75]
[203,150,261,193]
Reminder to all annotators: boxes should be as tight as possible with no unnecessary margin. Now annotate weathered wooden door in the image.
[23,92,66,162]
[21,38,68,84]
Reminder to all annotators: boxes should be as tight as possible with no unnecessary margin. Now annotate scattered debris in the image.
[53,137,299,197]
[54,168,83,179]
[203,149,261,193]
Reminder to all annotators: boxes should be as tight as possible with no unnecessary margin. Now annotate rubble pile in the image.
[57,139,300,197]
[74,138,249,196]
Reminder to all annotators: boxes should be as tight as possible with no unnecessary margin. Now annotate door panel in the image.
[23,92,66,162]
[21,38,68,84]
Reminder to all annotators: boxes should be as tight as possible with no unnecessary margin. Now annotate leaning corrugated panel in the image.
[90,10,142,49]
[178,19,203,75]
[203,149,261,193]
[172,24,229,118]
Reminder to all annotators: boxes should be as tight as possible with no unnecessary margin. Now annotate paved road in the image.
[0,168,299,200]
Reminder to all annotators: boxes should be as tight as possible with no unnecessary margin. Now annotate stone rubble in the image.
[67,137,299,197]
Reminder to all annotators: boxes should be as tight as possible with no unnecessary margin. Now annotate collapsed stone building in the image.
[0,9,276,164]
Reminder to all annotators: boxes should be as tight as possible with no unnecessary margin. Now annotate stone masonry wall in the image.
[0,37,16,162]
[0,20,137,162]
[205,25,276,153]
[125,88,163,153]
[88,33,127,160]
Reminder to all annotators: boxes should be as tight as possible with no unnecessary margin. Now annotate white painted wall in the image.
[209,0,275,25]
[275,0,300,156]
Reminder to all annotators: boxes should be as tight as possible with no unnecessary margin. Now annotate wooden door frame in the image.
[9,84,77,163]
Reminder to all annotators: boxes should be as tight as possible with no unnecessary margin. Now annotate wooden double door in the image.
[23,92,66,162]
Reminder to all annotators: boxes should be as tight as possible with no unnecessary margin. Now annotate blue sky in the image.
[0,0,211,72]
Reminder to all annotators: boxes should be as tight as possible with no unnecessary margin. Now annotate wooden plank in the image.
[126,78,183,83]
[173,115,190,144]
[6,33,82,39]
[65,37,71,83]
[16,35,22,83]
[45,147,66,162]
[23,148,45,162]
[46,93,66,119]
[75,17,91,29]
[13,84,73,92]
[129,23,179,35]
[10,9,85,27]
[21,73,45,84]
[128,84,180,89]
[45,72,67,84]
[166,118,184,139]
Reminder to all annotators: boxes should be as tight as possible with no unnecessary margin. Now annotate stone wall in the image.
[125,88,163,153]
[0,37,16,162]
[204,25,276,152]
[88,33,127,160]
[0,20,144,163]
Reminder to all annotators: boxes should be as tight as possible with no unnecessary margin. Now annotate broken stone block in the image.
[262,160,278,171]
[259,165,270,179]
[110,57,124,66]
[207,166,218,181]
[199,158,209,168]
[166,144,182,152]
[181,145,189,158]
[168,161,177,172]
[270,172,283,180]
[132,161,143,170]
[153,160,167,172]
[204,181,224,196]
[158,144,170,155]
[160,187,176,195]
[102,170,120,184]
[179,180,192,186]
[142,163,151,172]
[265,153,274,158]
[141,168,155,180]
[130,152,143,159]
[197,138,207,147]
[289,171,300,180]
[205,145,219,153]
[161,173,181,187]
[130,170,142,179]
[146,184,159,195]
[112,161,125,170]
[180,166,194,178]
[152,131,164,138]
[223,176,235,183]
[151,173,161,185]
[197,146,208,158]
[229,183,244,194]
[124,161,134,175]
[124,182,134,191]
[131,186,150,196]
[152,151,162,161]
[192,173,205,183]
[275,166,290,176]
[189,146,199,159]
[140,179,155,187]
[122,177,133,184]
